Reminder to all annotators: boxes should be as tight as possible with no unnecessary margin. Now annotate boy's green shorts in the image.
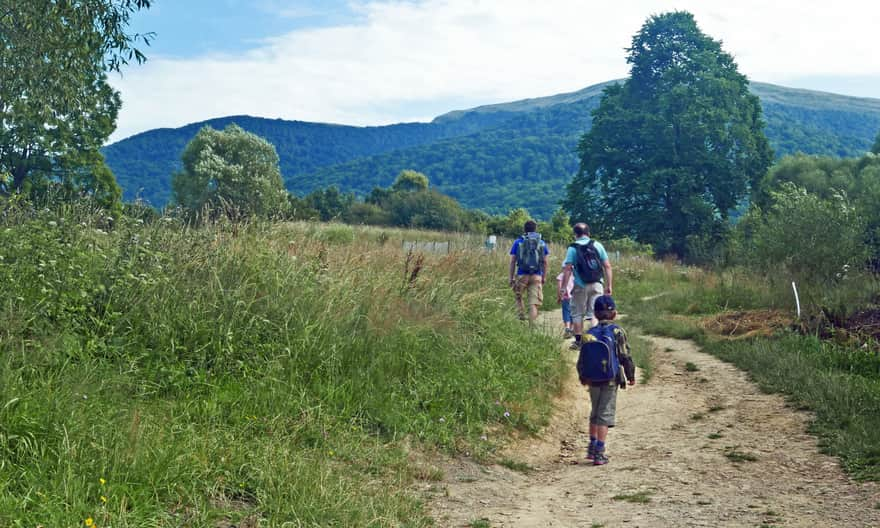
[588,383,618,427]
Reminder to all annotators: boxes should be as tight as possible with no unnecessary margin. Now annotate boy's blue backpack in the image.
[516,232,545,274]
[577,324,620,385]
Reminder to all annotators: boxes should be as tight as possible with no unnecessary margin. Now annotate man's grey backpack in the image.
[516,232,545,274]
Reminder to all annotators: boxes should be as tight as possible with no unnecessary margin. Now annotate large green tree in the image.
[172,124,289,220]
[872,129,880,155]
[563,11,773,257]
[0,0,150,207]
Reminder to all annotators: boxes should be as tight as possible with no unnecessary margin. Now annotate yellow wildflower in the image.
[99,478,106,486]
[100,496,107,503]
[84,518,94,527]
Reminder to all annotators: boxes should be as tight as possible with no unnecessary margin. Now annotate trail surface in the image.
[425,314,880,527]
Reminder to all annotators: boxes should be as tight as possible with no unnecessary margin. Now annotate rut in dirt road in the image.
[426,329,880,527]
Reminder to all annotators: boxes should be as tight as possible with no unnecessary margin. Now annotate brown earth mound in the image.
[700,309,793,338]
[819,306,880,345]
[702,307,880,347]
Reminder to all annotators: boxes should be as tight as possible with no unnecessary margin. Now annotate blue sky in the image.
[108,0,880,142]
[127,1,359,58]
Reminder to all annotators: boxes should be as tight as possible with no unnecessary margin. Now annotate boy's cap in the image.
[594,295,616,312]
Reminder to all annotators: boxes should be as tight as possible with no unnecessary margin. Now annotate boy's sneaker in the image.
[569,340,581,350]
[586,445,596,460]
[593,451,609,466]
[563,328,573,338]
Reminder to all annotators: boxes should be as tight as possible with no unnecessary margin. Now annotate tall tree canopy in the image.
[872,129,880,155]
[390,169,430,193]
[563,11,773,257]
[0,0,151,207]
[172,125,289,220]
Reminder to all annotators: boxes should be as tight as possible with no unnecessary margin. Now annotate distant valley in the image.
[103,80,880,219]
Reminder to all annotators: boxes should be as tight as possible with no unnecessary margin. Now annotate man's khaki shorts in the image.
[515,274,544,306]
[571,281,604,321]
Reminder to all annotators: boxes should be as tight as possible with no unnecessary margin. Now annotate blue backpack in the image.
[515,232,545,274]
[577,324,621,385]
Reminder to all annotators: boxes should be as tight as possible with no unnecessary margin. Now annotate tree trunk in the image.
[12,163,28,191]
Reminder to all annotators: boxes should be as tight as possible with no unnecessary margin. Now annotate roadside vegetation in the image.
[612,255,880,481]
[0,198,567,526]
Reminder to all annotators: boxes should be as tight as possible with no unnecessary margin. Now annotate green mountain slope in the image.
[103,112,513,206]
[103,81,880,217]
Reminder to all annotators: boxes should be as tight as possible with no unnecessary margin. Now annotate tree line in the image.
[3,4,880,287]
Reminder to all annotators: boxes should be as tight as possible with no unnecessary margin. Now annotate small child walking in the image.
[576,295,635,465]
[556,263,574,338]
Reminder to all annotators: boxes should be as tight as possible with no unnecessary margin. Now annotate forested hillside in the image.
[103,81,880,218]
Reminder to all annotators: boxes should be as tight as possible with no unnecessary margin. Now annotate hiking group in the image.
[508,220,636,465]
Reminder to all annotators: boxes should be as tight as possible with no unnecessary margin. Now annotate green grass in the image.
[498,459,533,473]
[685,362,700,372]
[611,491,652,503]
[725,448,759,463]
[0,201,567,526]
[469,518,491,528]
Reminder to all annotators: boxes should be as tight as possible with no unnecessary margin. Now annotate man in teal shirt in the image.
[560,223,613,349]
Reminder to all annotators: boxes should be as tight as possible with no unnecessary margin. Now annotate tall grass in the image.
[0,201,564,526]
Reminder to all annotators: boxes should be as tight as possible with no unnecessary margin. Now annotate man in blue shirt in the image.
[560,223,613,349]
[508,220,550,322]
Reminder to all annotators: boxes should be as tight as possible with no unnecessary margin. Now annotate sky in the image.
[108,0,880,142]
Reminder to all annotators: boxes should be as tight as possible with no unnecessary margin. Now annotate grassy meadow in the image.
[3,200,880,527]
[0,202,567,526]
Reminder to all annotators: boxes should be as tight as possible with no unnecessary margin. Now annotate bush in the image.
[736,183,867,305]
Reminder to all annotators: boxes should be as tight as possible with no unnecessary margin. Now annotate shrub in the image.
[736,183,867,306]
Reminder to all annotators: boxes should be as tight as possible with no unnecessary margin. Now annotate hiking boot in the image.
[569,340,581,350]
[586,445,596,460]
[593,451,609,466]
[563,328,573,338]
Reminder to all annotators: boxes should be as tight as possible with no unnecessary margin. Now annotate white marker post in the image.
[791,281,801,319]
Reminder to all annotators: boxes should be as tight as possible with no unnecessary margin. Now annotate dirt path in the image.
[425,314,880,527]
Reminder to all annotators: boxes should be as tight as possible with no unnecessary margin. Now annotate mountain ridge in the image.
[103,80,880,217]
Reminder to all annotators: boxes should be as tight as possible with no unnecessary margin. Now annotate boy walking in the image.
[576,295,635,465]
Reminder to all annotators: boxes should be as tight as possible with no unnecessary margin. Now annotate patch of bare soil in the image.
[820,306,880,347]
[423,312,880,527]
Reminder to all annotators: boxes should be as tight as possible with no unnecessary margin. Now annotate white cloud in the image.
[109,0,880,142]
